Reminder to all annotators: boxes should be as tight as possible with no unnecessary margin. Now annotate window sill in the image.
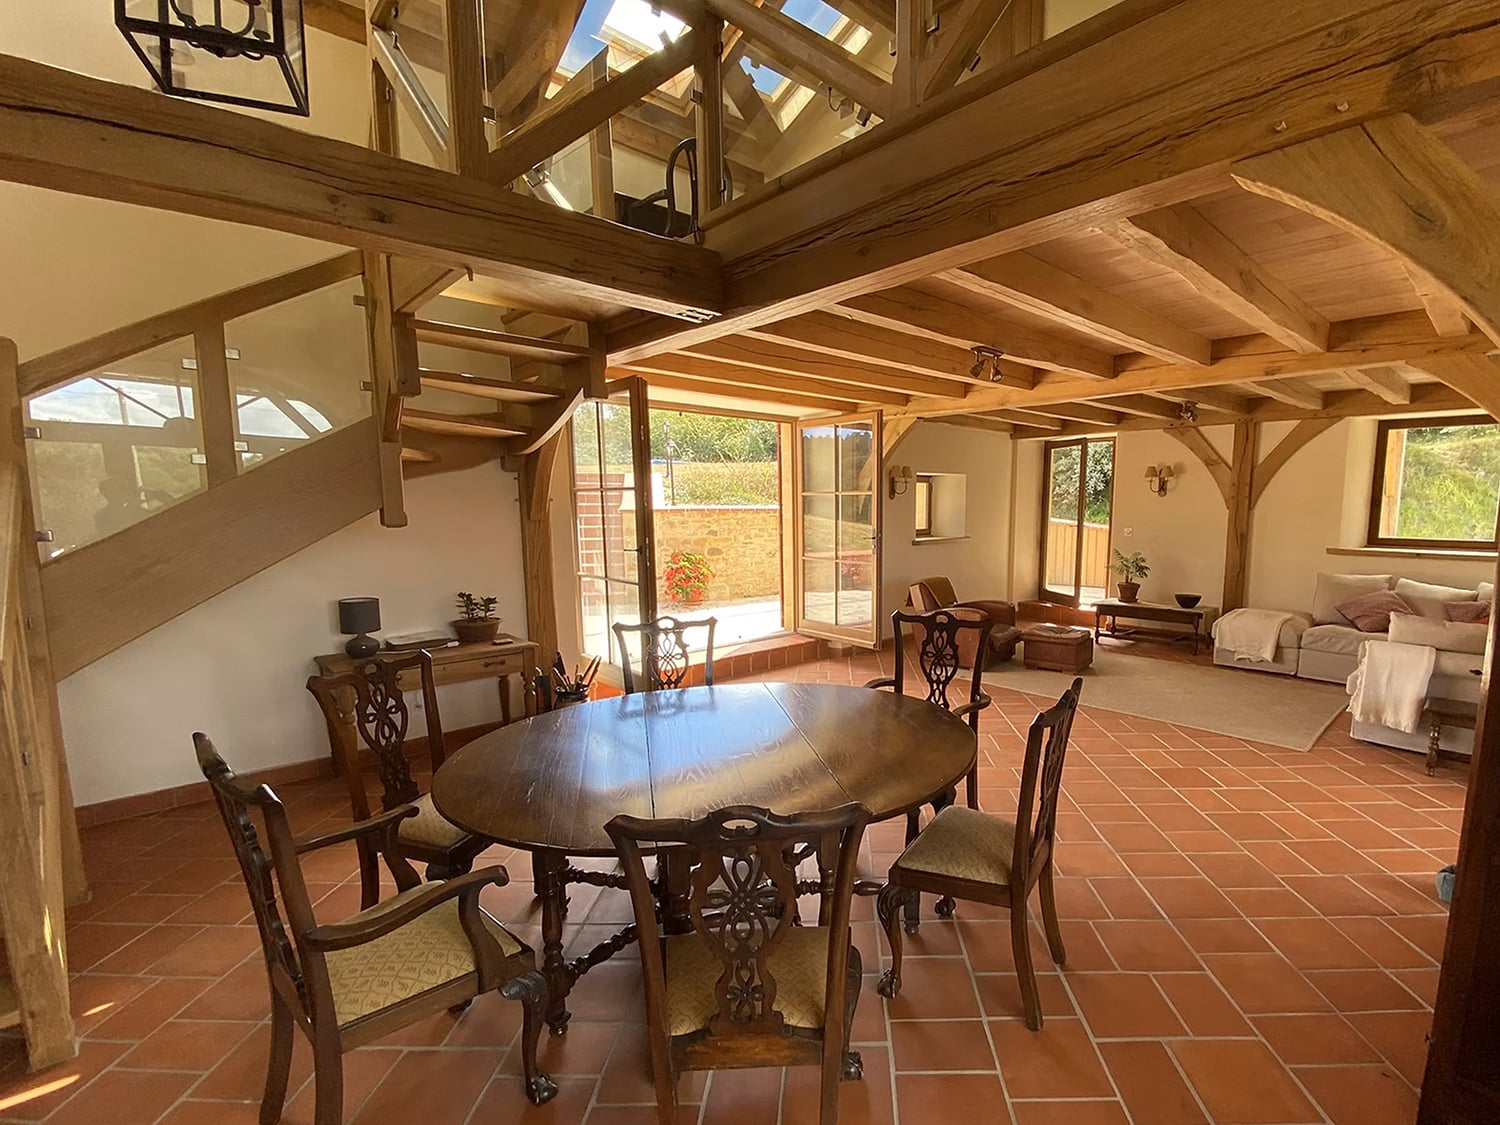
[1327,546,1498,562]
[912,535,970,546]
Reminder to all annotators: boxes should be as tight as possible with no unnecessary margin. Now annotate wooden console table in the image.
[1094,600,1212,656]
[312,638,541,764]
[1422,696,1478,777]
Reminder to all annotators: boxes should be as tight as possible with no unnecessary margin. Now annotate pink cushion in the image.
[1446,600,1492,624]
[1336,590,1414,633]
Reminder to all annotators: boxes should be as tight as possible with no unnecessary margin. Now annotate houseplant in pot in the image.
[1111,551,1150,603]
[663,551,714,607]
[453,592,501,643]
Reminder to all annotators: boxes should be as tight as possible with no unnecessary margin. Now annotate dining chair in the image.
[607,803,871,1125]
[194,733,557,1124]
[612,615,719,693]
[865,607,995,832]
[306,650,486,909]
[874,679,1083,1030]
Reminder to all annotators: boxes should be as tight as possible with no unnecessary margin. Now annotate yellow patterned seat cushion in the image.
[325,890,522,1026]
[662,926,832,1037]
[893,806,1018,886]
[398,793,472,849]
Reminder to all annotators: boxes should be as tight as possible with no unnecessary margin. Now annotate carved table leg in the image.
[1426,712,1442,777]
[533,848,575,1035]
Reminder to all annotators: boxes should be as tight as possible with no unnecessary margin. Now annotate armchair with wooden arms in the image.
[908,576,1022,667]
[306,650,487,909]
[194,733,557,1125]
[607,803,871,1125]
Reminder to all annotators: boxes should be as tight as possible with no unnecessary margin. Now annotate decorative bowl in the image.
[1174,593,1203,609]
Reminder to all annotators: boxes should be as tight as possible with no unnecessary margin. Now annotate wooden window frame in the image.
[913,474,934,538]
[1367,413,1500,550]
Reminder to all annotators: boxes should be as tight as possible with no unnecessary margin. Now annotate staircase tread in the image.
[403,409,527,439]
[418,369,563,403]
[412,319,593,362]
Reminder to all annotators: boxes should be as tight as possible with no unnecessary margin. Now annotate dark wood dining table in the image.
[431,681,979,1033]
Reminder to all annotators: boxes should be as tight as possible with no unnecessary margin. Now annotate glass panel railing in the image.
[25,336,207,560]
[222,277,371,472]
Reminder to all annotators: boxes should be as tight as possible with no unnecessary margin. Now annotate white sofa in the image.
[1349,613,1489,756]
[1296,574,1493,684]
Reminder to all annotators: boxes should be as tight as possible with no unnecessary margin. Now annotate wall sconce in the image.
[969,346,1006,382]
[1144,464,1175,497]
[888,464,914,499]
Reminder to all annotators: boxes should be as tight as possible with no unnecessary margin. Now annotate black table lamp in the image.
[338,597,381,657]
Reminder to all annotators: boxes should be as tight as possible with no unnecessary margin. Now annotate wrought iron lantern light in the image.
[115,0,309,116]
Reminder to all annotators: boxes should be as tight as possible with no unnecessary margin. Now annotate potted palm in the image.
[663,551,714,607]
[453,592,501,643]
[1111,551,1150,604]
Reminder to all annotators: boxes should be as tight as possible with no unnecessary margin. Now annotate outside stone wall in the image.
[656,505,781,602]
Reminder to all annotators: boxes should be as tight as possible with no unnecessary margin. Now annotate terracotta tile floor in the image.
[0,649,1465,1125]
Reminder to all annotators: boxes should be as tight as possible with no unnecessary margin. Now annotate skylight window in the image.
[781,0,842,36]
[560,0,687,75]
[738,55,790,96]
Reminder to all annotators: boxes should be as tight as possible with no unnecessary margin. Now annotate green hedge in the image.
[661,461,778,507]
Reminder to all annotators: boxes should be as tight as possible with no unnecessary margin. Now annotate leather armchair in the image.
[908,576,1022,668]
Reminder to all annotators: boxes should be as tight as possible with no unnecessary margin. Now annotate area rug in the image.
[982,649,1349,751]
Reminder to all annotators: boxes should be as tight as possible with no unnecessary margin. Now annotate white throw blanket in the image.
[1347,641,1436,734]
[1214,608,1293,663]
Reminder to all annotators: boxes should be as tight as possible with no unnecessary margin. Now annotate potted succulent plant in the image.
[453,592,501,643]
[1111,550,1150,603]
[663,551,714,607]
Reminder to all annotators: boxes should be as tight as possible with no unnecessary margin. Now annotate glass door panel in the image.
[794,413,881,646]
[1040,438,1115,608]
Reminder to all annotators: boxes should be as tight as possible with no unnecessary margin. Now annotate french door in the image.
[793,412,881,647]
[1040,437,1115,608]
[570,378,657,666]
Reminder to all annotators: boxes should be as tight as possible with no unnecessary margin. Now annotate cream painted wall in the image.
[1109,427,1229,607]
[59,463,526,805]
[882,422,1011,635]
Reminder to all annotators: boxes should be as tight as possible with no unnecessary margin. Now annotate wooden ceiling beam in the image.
[881,311,1492,419]
[920,0,1011,98]
[1097,394,1183,419]
[1405,264,1471,337]
[700,0,894,118]
[0,54,721,321]
[836,289,1116,379]
[989,409,1061,430]
[746,311,1000,389]
[825,0,897,34]
[940,415,1015,435]
[1343,366,1412,405]
[1107,205,1330,353]
[1023,402,1128,426]
[1405,355,1500,420]
[619,353,908,405]
[1248,379,1325,410]
[606,0,1500,363]
[627,369,858,413]
[946,252,1213,365]
[681,336,968,398]
[1150,386,1251,416]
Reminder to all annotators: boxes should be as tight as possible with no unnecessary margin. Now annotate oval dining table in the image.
[432,680,978,1033]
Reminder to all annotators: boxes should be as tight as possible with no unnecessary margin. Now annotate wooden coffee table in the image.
[1095,600,1210,655]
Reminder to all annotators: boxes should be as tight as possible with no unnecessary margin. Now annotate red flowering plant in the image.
[663,550,714,605]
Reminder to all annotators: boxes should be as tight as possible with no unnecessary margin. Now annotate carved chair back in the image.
[889,609,993,725]
[613,616,718,694]
[1011,678,1083,891]
[196,733,322,1025]
[306,649,445,821]
[607,804,868,1049]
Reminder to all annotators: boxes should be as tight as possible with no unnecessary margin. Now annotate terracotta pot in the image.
[1116,581,1141,604]
[453,618,501,644]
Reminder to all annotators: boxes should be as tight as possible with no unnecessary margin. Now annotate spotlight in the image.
[1178,401,1199,422]
[969,346,1005,382]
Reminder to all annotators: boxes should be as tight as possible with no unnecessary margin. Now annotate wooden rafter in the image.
[945,253,1213,365]
[1405,355,1500,421]
[622,351,909,405]
[0,55,722,321]
[1246,379,1324,410]
[1107,205,1329,353]
[682,336,968,398]
[1405,264,1471,337]
[608,0,1500,363]
[1251,418,1338,506]
[1343,366,1411,405]
[489,32,699,186]
[489,3,587,129]
[1150,386,1251,416]
[1024,402,1129,426]
[919,0,1010,97]
[1232,113,1500,348]
[1098,394,1182,420]
[747,310,1003,388]
[837,289,1116,379]
[700,0,894,118]
[628,370,857,412]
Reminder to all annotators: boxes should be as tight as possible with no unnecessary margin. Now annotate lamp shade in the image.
[1143,465,1159,479]
[337,597,381,636]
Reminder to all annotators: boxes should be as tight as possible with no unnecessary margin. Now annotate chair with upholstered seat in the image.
[866,608,994,835]
[908,576,1022,667]
[194,733,555,1125]
[607,803,870,1125]
[875,679,1082,1030]
[307,650,486,908]
[613,615,718,693]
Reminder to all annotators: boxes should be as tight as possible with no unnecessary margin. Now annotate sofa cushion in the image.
[1446,601,1492,624]
[1480,581,1495,604]
[1336,590,1413,633]
[1388,612,1488,655]
[1312,573,1394,625]
[1393,578,1477,620]
[1302,623,1382,657]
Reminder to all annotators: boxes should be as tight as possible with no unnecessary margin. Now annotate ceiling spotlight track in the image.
[969,346,1006,382]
